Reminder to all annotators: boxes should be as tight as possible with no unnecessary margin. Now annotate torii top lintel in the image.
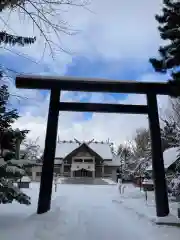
[16,75,179,95]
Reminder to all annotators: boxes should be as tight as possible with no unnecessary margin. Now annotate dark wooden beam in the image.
[147,93,169,217]
[16,75,176,95]
[37,89,60,214]
[59,102,148,114]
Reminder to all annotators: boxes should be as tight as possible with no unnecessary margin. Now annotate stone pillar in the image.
[93,157,95,179]
[102,165,104,178]
[60,162,64,176]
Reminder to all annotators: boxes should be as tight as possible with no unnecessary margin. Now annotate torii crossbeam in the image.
[16,75,180,217]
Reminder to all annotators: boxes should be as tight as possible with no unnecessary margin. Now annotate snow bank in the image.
[102,178,116,185]
[117,184,180,225]
[53,177,65,184]
[153,214,180,226]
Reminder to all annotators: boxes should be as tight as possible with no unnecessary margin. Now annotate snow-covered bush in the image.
[0,145,36,204]
[169,175,180,197]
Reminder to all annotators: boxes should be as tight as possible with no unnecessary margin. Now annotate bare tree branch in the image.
[0,0,91,58]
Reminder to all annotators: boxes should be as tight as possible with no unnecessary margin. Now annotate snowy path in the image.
[1,183,180,239]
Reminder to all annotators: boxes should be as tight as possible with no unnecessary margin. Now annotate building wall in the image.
[104,166,112,175]
[75,151,92,158]
[30,160,117,181]
[71,162,95,171]
[65,146,93,165]
[104,166,117,180]
[95,165,102,178]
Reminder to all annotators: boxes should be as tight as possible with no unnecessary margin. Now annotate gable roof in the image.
[63,143,104,161]
[55,141,113,160]
[146,147,179,171]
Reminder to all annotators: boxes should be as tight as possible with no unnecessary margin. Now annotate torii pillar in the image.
[37,89,60,214]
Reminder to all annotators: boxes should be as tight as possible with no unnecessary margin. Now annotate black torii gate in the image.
[16,75,180,217]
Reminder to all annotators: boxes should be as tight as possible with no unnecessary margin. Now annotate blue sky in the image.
[1,52,165,104]
[1,51,167,120]
[1,0,170,148]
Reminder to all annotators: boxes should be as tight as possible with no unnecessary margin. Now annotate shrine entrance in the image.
[15,75,180,217]
[74,168,92,178]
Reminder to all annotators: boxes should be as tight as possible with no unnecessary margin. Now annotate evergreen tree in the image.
[0,85,19,130]
[150,0,180,74]
[0,31,36,47]
[0,0,36,47]
[0,0,25,12]
[149,0,180,96]
[0,84,35,205]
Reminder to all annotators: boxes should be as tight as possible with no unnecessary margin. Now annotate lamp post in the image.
[14,128,22,160]
[139,163,142,191]
[14,128,23,188]
[121,156,123,179]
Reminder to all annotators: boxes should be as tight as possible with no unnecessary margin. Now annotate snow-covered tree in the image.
[169,97,180,129]
[0,84,36,205]
[0,129,36,204]
[161,119,180,150]
[21,138,41,161]
[117,144,132,159]
[127,128,152,178]
[133,128,151,159]
[117,143,134,173]
[133,157,150,177]
[169,175,180,197]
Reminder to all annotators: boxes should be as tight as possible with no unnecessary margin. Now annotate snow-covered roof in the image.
[104,154,121,166]
[54,159,63,164]
[55,142,79,159]
[17,176,31,182]
[88,142,112,160]
[55,141,113,160]
[146,147,179,171]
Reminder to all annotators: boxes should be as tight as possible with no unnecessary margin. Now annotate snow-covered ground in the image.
[117,184,180,223]
[0,182,180,239]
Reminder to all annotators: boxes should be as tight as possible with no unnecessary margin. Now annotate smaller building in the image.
[17,176,31,188]
[146,147,180,174]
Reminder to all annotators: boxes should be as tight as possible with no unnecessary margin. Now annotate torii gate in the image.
[16,75,180,217]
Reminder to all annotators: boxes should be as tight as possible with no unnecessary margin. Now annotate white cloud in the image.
[12,85,170,150]
[0,0,163,73]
